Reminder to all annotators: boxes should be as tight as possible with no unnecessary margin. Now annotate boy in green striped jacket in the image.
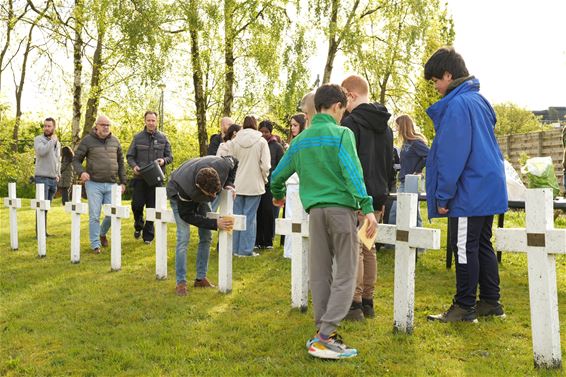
[271,84,377,359]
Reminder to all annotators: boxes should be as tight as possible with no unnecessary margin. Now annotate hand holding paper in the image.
[358,213,378,250]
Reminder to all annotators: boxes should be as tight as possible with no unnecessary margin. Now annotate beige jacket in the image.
[219,128,270,195]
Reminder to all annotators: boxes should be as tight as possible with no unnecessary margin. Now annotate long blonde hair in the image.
[395,115,427,145]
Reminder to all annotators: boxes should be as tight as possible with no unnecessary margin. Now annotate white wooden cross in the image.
[206,189,246,293]
[3,182,22,250]
[64,185,88,264]
[275,190,309,312]
[30,183,51,258]
[376,192,441,334]
[146,187,175,280]
[102,185,130,271]
[496,188,565,369]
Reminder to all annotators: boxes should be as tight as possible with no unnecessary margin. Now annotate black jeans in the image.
[131,179,158,242]
[255,188,276,247]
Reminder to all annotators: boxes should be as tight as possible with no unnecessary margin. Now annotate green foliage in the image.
[493,102,547,136]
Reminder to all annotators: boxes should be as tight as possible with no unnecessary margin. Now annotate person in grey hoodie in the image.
[218,116,270,257]
[34,117,61,236]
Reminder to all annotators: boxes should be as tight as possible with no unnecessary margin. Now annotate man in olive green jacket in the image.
[73,115,127,254]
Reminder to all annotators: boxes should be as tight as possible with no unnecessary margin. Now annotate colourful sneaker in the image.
[307,332,358,359]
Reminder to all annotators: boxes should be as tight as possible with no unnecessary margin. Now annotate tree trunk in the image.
[71,0,84,147]
[12,20,36,151]
[322,0,339,84]
[189,1,208,157]
[82,26,105,137]
[223,0,234,117]
[0,0,14,93]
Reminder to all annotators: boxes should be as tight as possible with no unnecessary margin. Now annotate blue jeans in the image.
[84,181,112,249]
[170,199,213,284]
[388,181,423,227]
[35,176,57,201]
[233,194,261,255]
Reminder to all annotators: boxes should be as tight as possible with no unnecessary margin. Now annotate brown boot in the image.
[100,235,109,247]
[194,277,216,288]
[176,282,187,296]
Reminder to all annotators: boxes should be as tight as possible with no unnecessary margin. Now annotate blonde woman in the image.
[388,114,429,228]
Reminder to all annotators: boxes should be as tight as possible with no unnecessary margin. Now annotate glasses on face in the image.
[97,123,110,128]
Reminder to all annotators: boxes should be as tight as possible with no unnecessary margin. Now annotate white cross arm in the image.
[4,197,22,208]
[496,228,566,254]
[103,204,130,218]
[275,218,309,237]
[375,224,440,249]
[147,208,175,223]
[207,212,246,231]
[65,202,88,214]
[30,199,50,211]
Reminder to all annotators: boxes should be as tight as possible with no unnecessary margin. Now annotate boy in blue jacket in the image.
[424,47,508,322]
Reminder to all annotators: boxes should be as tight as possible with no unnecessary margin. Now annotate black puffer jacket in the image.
[166,156,238,229]
[126,128,173,179]
[341,102,393,209]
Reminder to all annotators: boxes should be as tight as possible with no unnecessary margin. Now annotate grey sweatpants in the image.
[309,207,359,335]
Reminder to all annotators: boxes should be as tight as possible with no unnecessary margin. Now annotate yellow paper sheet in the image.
[358,218,377,250]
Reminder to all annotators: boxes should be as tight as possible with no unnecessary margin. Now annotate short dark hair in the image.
[195,167,221,194]
[314,84,347,112]
[144,111,158,119]
[224,124,241,142]
[242,116,257,130]
[424,46,469,80]
[44,117,56,127]
[259,120,273,133]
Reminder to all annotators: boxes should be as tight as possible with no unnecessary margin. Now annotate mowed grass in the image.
[2,202,566,376]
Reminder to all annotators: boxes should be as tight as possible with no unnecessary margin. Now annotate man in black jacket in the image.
[126,111,173,244]
[166,155,238,296]
[207,117,234,156]
[341,75,393,321]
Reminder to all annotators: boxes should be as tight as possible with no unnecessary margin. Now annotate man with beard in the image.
[126,111,173,245]
[34,117,61,236]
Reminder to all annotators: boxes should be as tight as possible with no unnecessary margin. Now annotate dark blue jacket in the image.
[425,78,507,219]
[399,139,428,183]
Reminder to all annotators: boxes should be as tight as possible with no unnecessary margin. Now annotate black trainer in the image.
[343,301,365,321]
[427,302,478,323]
[134,230,141,239]
[362,298,375,318]
[476,300,506,318]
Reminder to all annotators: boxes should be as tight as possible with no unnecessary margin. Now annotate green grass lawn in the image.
[2,202,566,376]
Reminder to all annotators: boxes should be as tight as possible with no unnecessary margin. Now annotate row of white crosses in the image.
[3,181,565,369]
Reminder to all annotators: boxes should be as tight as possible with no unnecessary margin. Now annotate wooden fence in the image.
[497,127,564,190]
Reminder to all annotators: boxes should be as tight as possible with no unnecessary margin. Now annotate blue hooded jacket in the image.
[425,78,508,219]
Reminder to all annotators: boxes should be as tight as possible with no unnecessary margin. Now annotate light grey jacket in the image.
[34,135,61,178]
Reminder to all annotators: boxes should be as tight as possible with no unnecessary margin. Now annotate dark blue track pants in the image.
[448,215,501,308]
